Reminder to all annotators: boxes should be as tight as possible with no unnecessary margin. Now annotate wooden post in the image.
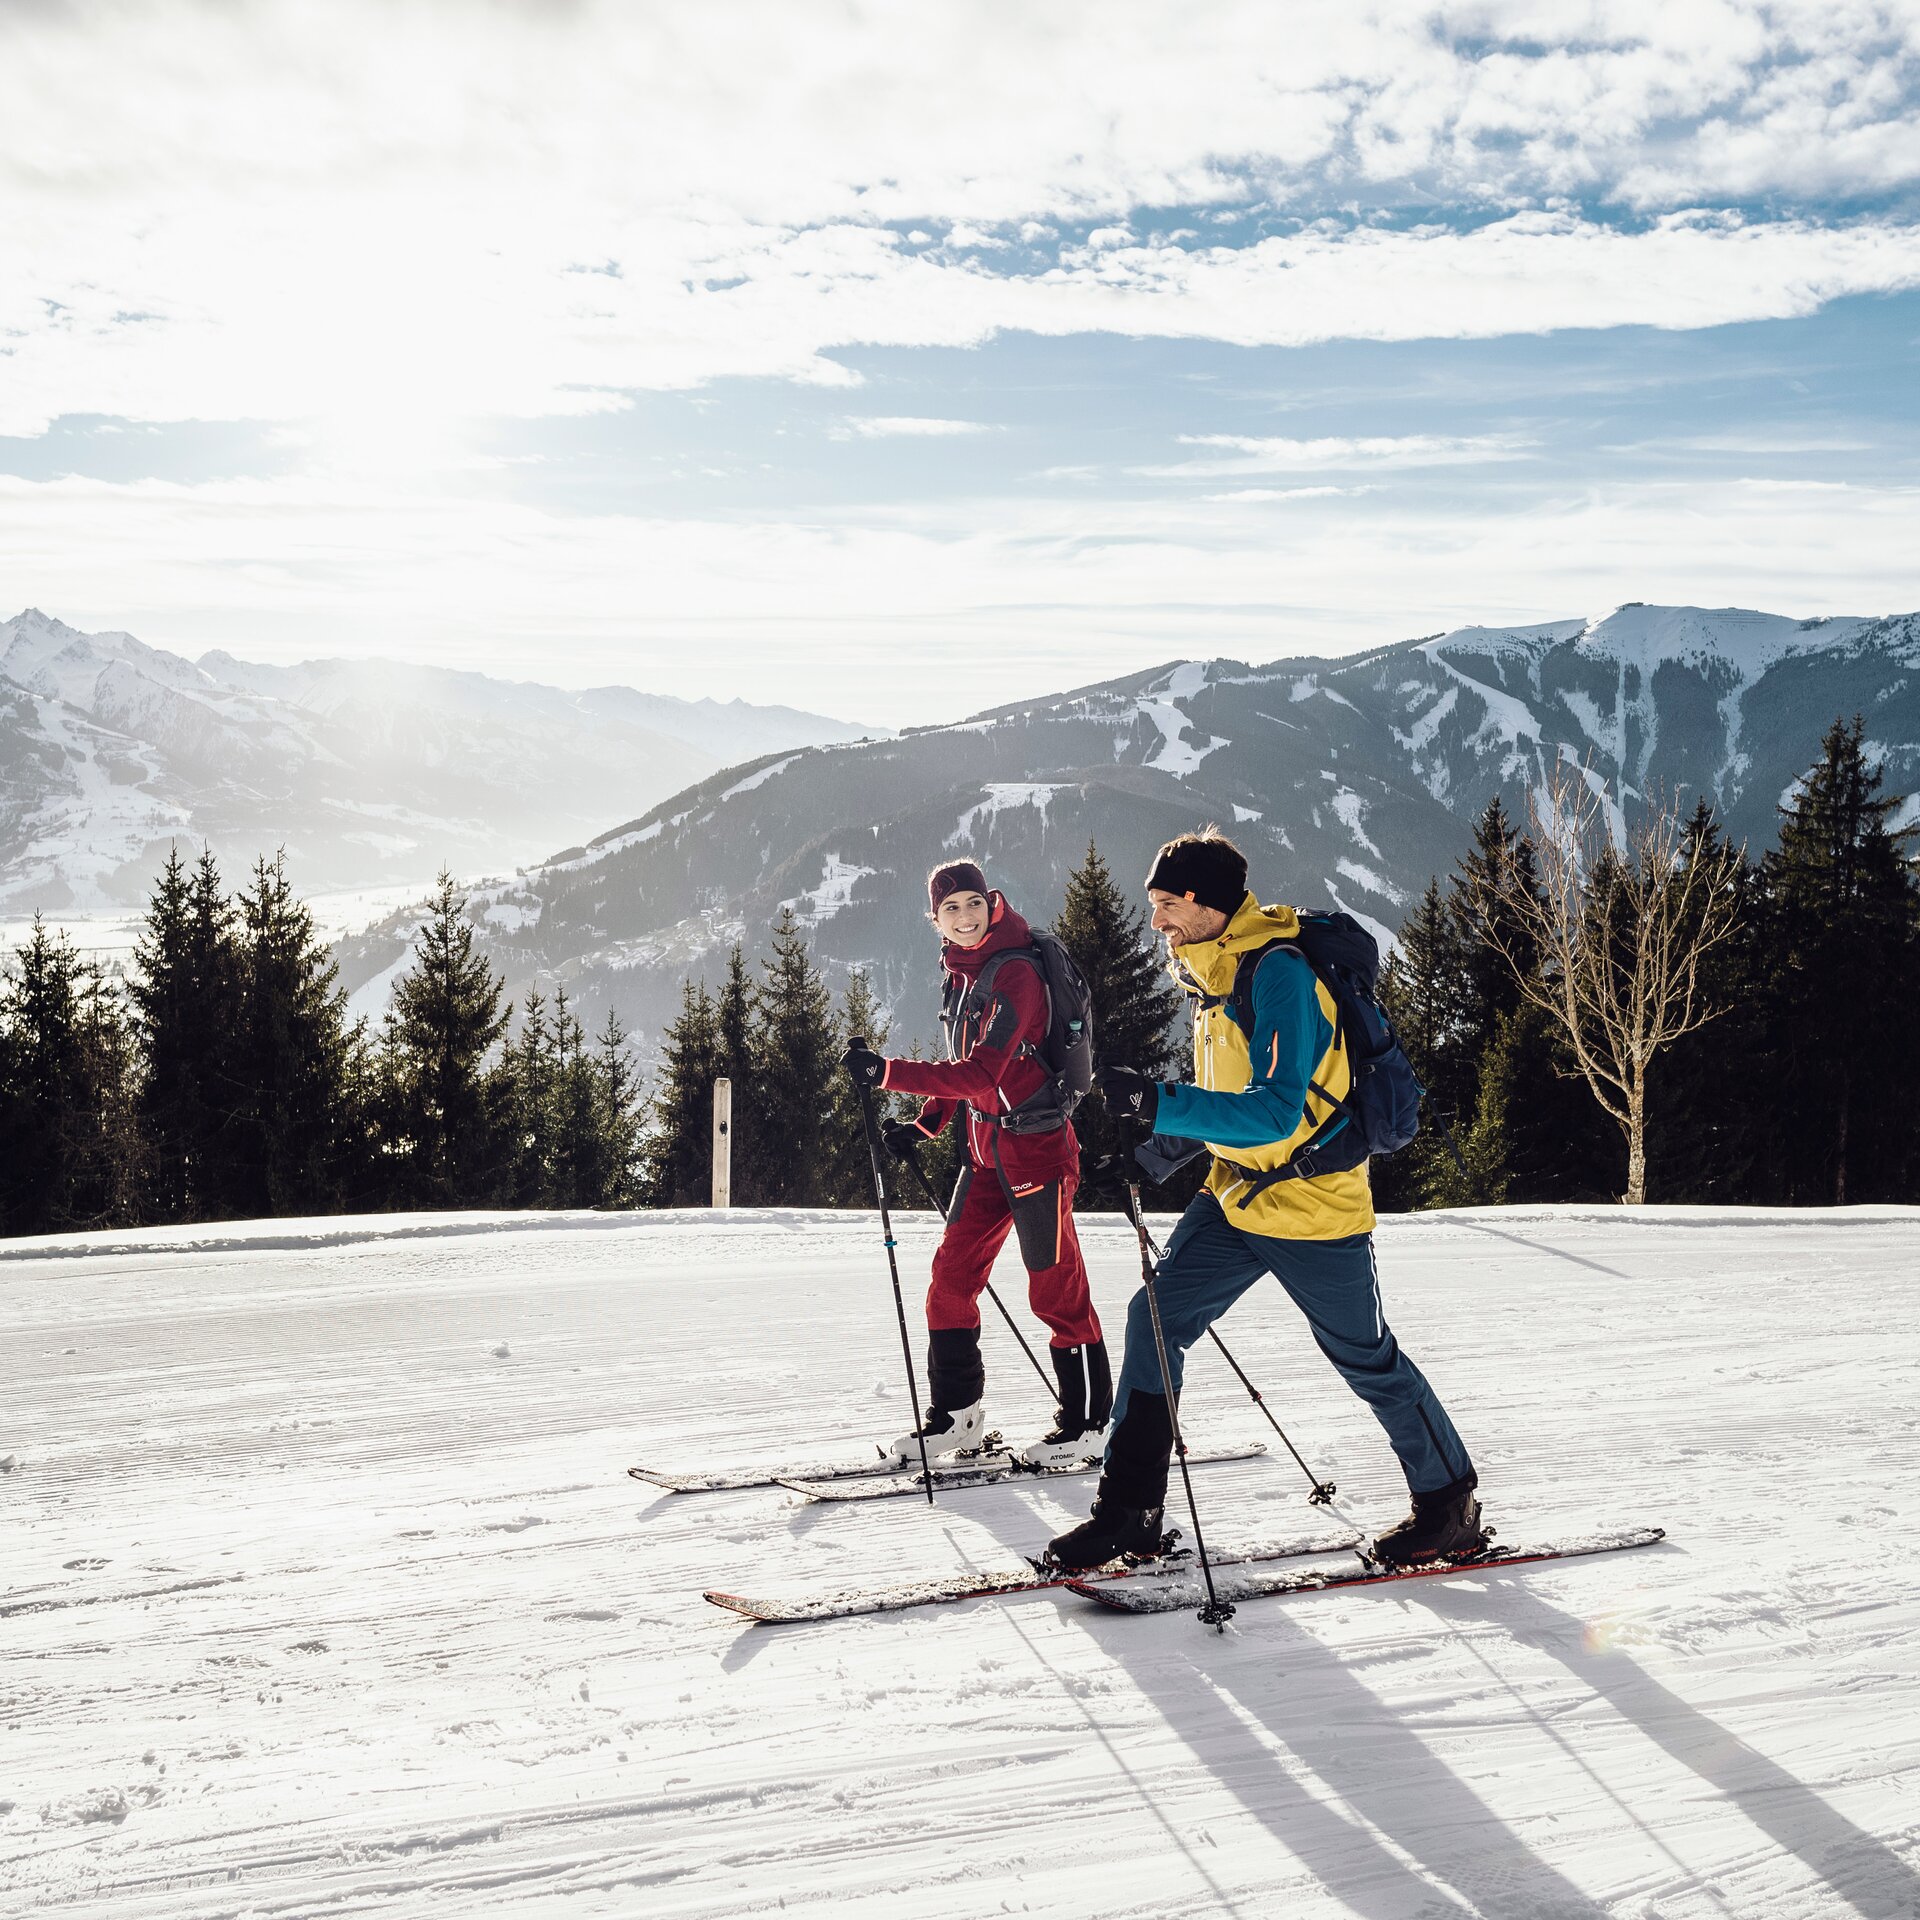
[711,1077,732,1210]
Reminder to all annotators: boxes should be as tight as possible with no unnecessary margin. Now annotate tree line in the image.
[5,712,1913,1236]
[0,857,643,1237]
[643,845,1185,1211]
[1378,716,1920,1207]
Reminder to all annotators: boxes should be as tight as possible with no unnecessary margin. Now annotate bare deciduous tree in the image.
[1477,764,1744,1205]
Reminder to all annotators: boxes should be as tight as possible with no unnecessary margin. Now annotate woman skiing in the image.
[841,860,1110,1468]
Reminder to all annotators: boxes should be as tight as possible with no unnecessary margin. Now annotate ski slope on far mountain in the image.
[4,1205,1918,1919]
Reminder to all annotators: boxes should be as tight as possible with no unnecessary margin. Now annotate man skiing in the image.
[1045,830,1485,1571]
[841,860,1110,1470]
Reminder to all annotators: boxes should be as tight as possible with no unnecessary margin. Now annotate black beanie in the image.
[1145,834,1247,916]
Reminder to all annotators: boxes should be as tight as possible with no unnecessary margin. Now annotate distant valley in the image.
[0,608,874,911]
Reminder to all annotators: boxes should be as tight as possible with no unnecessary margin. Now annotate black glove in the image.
[840,1039,886,1089]
[880,1118,924,1159]
[1097,1064,1160,1129]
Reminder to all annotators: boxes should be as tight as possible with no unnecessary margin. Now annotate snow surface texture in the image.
[4,1206,1919,1919]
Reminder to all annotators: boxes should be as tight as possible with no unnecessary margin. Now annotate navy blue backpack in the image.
[1177,909,1423,1198]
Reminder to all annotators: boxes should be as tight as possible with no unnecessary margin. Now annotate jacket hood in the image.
[1171,893,1300,995]
[943,892,1032,981]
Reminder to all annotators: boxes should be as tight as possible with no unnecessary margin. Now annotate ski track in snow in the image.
[4,1205,1919,1919]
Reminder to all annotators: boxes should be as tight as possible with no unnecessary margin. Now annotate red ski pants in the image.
[926,1163,1101,1348]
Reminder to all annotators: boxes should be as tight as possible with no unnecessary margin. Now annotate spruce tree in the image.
[588,1009,646,1210]
[1375,879,1464,1210]
[642,978,721,1206]
[1450,797,1607,1203]
[1758,717,1920,1202]
[130,847,241,1222]
[754,908,839,1207]
[1644,801,1765,1201]
[0,922,142,1234]
[539,989,638,1209]
[221,852,362,1219]
[502,988,559,1207]
[713,945,761,1204]
[1052,839,1181,1209]
[827,967,898,1207]
[388,871,512,1206]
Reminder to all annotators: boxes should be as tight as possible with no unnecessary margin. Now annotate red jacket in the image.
[882,896,1080,1184]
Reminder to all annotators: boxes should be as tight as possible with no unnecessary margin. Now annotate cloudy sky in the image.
[5,2,1920,725]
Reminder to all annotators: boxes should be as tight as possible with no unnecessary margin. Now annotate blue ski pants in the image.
[1109,1192,1473,1494]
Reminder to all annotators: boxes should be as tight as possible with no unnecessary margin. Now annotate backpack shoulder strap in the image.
[1228,937,1311,1036]
[961,943,1047,1037]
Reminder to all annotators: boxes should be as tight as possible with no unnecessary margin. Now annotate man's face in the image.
[1148,888,1230,949]
[935,889,992,948]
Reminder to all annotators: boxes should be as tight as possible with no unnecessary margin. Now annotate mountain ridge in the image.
[0,608,875,911]
[331,600,1920,1058]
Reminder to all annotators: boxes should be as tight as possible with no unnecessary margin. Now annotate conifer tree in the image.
[130,847,241,1222]
[713,944,760,1204]
[1645,801,1765,1201]
[502,988,559,1206]
[1375,879,1464,1210]
[0,922,141,1234]
[220,852,363,1219]
[588,1009,647,1210]
[755,908,840,1207]
[1758,717,1920,1202]
[1052,840,1181,1208]
[642,978,721,1206]
[388,871,512,1206]
[533,988,638,1209]
[826,967,898,1206]
[1451,796,1612,1204]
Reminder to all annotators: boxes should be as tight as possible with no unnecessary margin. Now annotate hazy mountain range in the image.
[332,602,1920,1055]
[0,608,873,909]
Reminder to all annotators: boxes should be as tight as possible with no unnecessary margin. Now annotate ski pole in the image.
[892,1142,1059,1405]
[849,1040,935,1505]
[1123,1181,1233,1631]
[1202,1329,1340,1504]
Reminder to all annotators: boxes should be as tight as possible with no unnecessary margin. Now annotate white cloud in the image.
[832,417,993,439]
[1203,485,1371,500]
[3,5,1920,435]
[1155,435,1536,476]
[7,468,1915,724]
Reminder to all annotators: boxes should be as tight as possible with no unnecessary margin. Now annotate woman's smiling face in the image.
[934,889,992,948]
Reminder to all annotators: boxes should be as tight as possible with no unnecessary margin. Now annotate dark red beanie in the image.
[927,860,988,912]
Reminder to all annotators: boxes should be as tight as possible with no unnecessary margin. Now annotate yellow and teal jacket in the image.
[1154,894,1375,1241]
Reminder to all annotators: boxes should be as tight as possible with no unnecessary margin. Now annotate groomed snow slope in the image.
[4,1206,1918,1920]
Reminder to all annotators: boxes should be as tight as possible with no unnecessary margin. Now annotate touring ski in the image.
[702,1525,1361,1624]
[1068,1525,1667,1616]
[626,1453,964,1494]
[777,1440,1267,1502]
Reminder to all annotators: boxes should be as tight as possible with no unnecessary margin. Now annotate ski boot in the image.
[1042,1492,1170,1572]
[886,1399,990,1468]
[1017,1339,1112,1470]
[1016,1418,1106,1472]
[1372,1470,1490,1568]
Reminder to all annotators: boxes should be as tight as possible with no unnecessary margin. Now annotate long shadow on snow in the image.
[1421,1579,1920,1920]
[1060,1586,1616,1920]
[891,1474,1612,1920]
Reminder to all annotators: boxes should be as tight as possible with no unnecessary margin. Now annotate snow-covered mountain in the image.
[333,603,1920,1054]
[0,609,873,909]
